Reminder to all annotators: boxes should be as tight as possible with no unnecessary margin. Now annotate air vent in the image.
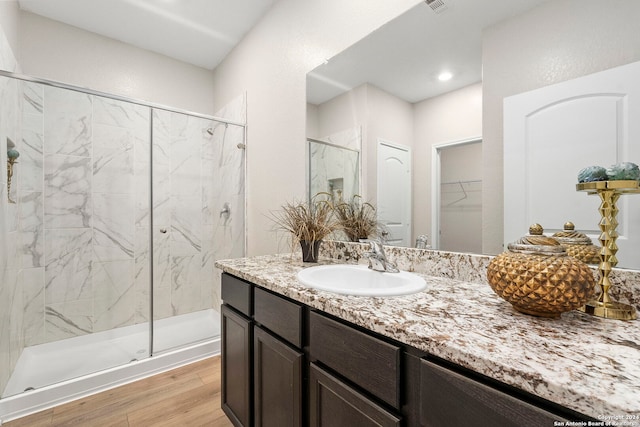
[425,0,449,14]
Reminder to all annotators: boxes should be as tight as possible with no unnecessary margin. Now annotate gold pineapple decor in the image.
[487,224,595,318]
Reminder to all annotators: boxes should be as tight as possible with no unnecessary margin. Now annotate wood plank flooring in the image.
[4,356,234,427]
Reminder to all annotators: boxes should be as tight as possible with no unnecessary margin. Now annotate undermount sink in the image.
[296,264,427,296]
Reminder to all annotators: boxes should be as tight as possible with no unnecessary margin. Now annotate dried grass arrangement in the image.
[269,193,337,261]
[331,195,380,242]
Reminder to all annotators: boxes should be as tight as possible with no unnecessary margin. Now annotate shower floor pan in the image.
[0,309,220,422]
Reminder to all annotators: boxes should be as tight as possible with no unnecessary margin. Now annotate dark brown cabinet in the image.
[221,304,253,427]
[254,326,303,427]
[309,363,401,427]
[222,274,305,427]
[419,359,567,427]
[221,272,591,427]
[309,311,401,409]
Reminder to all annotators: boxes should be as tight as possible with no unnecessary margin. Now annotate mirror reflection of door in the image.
[377,140,411,246]
[438,140,482,253]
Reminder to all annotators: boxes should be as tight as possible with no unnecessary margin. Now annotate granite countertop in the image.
[215,254,640,420]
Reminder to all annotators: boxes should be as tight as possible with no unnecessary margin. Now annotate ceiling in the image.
[17,0,549,102]
[18,0,276,70]
[307,0,549,105]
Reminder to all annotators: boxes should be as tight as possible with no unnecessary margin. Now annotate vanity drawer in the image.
[221,273,253,317]
[420,359,567,426]
[254,287,303,348]
[309,311,401,409]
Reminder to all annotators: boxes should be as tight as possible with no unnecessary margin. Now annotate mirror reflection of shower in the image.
[307,137,361,204]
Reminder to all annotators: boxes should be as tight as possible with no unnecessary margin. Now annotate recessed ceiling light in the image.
[438,72,453,81]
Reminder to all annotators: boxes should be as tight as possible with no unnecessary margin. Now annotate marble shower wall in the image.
[142,97,245,322]
[18,85,152,346]
[1,77,246,371]
[0,74,23,397]
[210,94,246,311]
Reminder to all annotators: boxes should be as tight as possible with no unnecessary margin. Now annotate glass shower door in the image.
[150,108,245,355]
[0,75,154,399]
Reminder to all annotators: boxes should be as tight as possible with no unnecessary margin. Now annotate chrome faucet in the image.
[360,239,399,273]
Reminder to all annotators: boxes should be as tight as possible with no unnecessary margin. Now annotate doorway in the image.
[431,138,482,253]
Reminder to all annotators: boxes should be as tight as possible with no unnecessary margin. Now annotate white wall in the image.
[366,84,414,207]
[19,12,216,115]
[412,82,482,245]
[482,0,640,254]
[0,0,20,71]
[314,84,368,141]
[306,103,319,139]
[211,0,420,256]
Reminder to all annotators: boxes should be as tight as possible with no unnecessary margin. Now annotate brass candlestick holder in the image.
[576,180,639,320]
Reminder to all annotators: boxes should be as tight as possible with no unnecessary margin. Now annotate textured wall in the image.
[19,11,216,115]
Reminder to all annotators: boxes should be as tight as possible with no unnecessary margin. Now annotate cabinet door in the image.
[420,359,566,427]
[254,326,303,427]
[309,363,401,427]
[221,305,252,427]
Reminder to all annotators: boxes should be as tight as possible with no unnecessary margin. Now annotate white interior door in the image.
[377,140,411,246]
[504,60,640,269]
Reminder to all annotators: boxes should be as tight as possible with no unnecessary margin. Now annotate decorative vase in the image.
[552,222,600,265]
[300,240,321,263]
[487,224,595,318]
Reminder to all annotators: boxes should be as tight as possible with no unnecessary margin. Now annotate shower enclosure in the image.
[0,72,245,420]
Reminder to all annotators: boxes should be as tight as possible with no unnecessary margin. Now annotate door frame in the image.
[431,136,482,250]
[377,139,412,246]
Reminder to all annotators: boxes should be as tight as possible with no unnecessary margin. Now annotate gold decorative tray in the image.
[576,179,640,193]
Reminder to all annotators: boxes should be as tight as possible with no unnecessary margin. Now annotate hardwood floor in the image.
[5,356,234,427]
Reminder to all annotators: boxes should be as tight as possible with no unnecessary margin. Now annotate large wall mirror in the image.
[306,0,640,269]
[306,0,546,251]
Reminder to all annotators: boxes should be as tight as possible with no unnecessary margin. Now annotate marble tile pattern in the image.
[216,245,640,418]
[208,93,246,310]
[0,79,246,393]
[0,73,23,395]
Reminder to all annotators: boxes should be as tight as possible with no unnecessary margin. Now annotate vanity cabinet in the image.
[221,276,253,427]
[309,362,401,427]
[253,326,303,426]
[221,274,305,427]
[419,359,567,427]
[221,272,590,427]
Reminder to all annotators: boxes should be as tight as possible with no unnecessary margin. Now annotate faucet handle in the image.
[359,238,385,253]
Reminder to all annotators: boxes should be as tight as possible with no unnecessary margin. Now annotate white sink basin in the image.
[296,264,427,296]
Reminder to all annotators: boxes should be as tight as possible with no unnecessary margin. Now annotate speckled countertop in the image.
[215,252,640,420]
